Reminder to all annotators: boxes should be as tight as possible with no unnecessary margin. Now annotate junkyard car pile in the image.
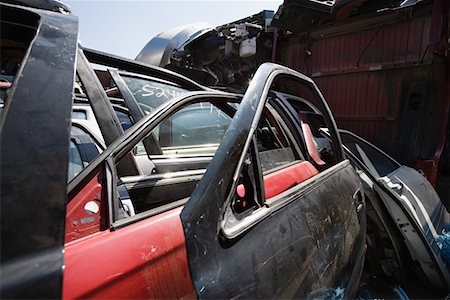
[1,0,449,299]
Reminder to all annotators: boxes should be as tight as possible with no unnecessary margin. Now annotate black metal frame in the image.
[108,69,162,155]
[180,63,361,298]
[0,4,78,298]
[77,49,138,176]
[82,47,208,91]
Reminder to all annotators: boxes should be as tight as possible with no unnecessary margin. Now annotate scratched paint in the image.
[63,207,196,299]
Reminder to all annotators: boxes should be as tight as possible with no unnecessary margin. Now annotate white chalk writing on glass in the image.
[140,84,183,99]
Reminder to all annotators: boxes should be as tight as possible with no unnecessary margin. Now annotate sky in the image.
[65,0,283,59]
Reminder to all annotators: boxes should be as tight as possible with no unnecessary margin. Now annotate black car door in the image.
[0,4,78,298]
[181,63,366,298]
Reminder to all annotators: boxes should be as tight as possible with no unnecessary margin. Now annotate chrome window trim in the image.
[120,168,205,183]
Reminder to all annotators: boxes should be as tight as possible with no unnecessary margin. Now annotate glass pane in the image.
[71,126,87,136]
[340,132,398,177]
[256,111,296,172]
[115,101,233,219]
[72,110,87,120]
[121,75,187,113]
[158,102,232,155]
[115,109,133,131]
[68,141,84,182]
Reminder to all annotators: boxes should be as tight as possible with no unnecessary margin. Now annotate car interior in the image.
[64,48,339,243]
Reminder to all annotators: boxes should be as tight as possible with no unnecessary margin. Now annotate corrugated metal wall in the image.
[277,5,448,182]
[282,16,431,74]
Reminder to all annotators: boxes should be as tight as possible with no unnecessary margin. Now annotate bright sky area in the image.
[65,0,283,59]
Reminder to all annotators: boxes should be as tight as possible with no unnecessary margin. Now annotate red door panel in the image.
[65,168,106,243]
[63,207,196,299]
[262,161,318,198]
[237,161,318,199]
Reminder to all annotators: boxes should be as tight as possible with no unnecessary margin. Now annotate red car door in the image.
[63,92,240,299]
[63,166,194,299]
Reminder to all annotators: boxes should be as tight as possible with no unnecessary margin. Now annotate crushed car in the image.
[136,10,274,91]
[283,94,450,293]
[1,1,367,299]
[137,0,450,196]
[137,0,450,294]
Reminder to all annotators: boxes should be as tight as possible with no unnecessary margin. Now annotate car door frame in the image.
[64,91,241,298]
[108,69,220,174]
[180,63,366,298]
[67,91,241,222]
[0,4,78,298]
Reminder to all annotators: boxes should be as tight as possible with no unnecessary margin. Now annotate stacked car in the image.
[0,1,448,299]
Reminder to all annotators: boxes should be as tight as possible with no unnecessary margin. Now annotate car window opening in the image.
[114,100,235,220]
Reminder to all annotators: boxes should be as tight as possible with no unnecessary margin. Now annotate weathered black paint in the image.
[339,130,450,291]
[181,63,365,298]
[108,69,162,155]
[76,50,138,176]
[83,47,207,92]
[0,4,78,298]
[76,50,125,147]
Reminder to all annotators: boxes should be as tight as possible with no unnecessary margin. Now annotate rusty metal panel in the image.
[277,3,448,185]
[311,71,403,154]
[280,16,431,75]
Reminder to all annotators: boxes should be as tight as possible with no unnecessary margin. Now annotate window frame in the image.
[110,95,242,228]
[218,64,348,239]
[256,103,304,174]
[67,92,243,232]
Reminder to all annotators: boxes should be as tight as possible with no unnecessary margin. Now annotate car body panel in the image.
[180,63,366,298]
[65,167,106,243]
[0,4,78,298]
[136,22,213,67]
[376,168,450,289]
[338,129,450,291]
[2,2,367,297]
[64,78,364,298]
[63,207,196,299]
